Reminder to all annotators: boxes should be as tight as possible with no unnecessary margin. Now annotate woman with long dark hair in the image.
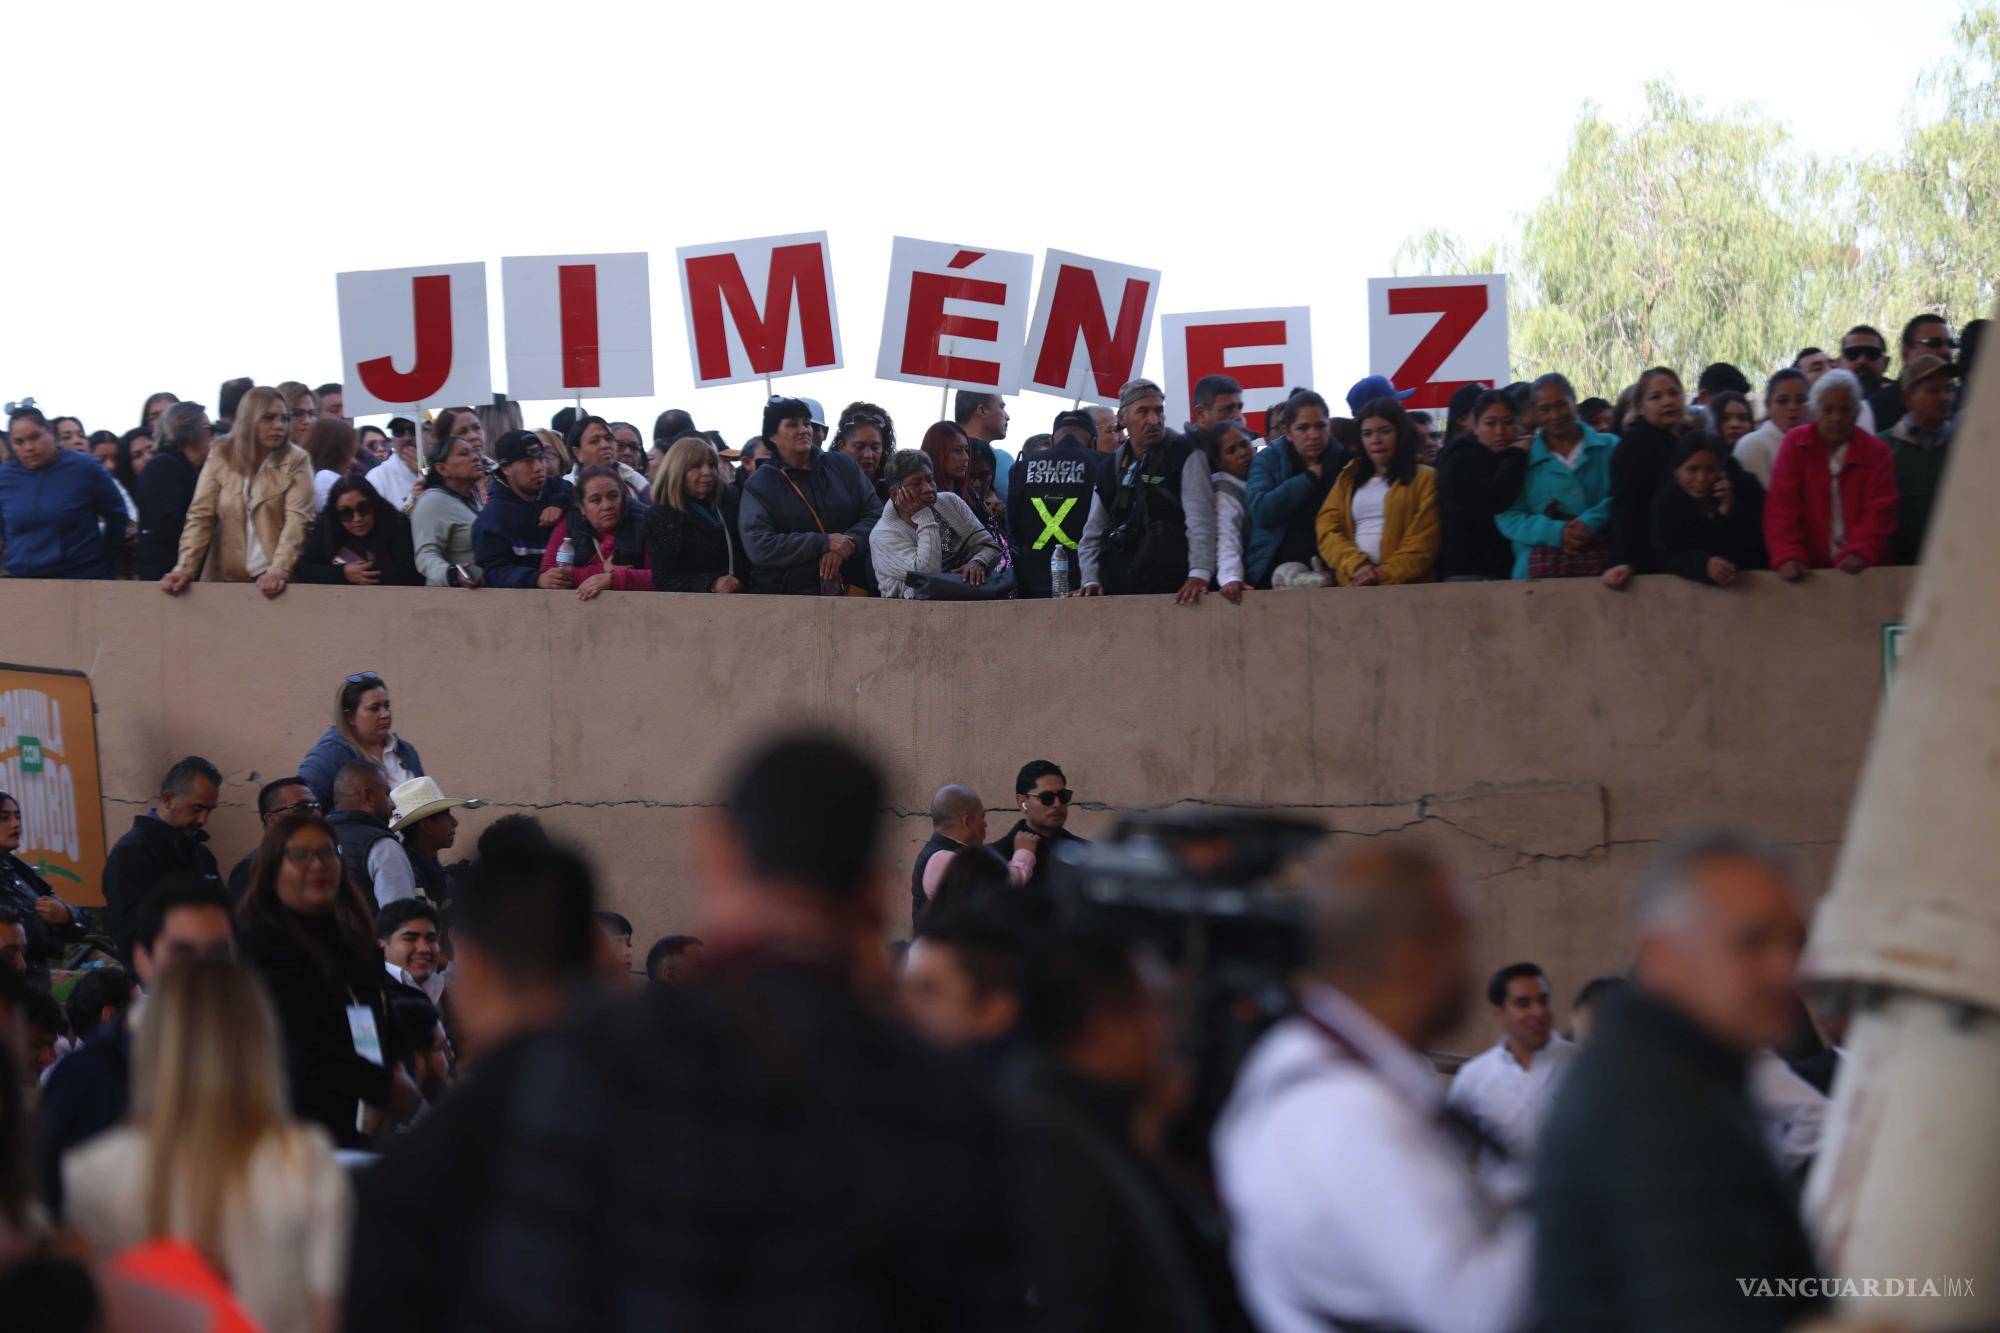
[297,476,421,587]
[234,812,419,1149]
[539,465,654,600]
[1314,397,1440,585]
[919,421,974,503]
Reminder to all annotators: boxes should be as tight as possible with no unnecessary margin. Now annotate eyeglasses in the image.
[1913,335,1957,351]
[1029,788,1075,807]
[345,670,382,685]
[267,798,321,816]
[282,845,341,866]
[1842,345,1886,361]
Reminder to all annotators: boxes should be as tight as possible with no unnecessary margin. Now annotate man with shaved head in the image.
[908,784,1038,930]
[1214,844,1533,1333]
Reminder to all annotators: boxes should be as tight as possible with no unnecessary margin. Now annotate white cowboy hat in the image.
[388,776,486,832]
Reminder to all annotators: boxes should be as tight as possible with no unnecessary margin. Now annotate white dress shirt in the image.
[1445,1033,1578,1203]
[366,454,422,512]
[1749,1049,1828,1177]
[1213,985,1534,1333]
[386,959,449,1006]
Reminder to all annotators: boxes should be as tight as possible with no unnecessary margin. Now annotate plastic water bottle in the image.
[1050,547,1070,598]
[556,537,575,568]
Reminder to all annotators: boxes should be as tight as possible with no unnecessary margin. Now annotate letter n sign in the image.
[1366,275,1509,411]
[337,263,493,414]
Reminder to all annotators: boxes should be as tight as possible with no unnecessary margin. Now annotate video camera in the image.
[1045,808,1328,1172]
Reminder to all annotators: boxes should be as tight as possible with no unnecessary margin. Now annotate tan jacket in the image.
[174,444,318,581]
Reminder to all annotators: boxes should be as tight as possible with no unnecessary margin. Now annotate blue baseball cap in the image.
[1345,374,1415,418]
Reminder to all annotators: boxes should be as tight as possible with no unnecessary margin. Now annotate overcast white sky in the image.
[5,0,1965,441]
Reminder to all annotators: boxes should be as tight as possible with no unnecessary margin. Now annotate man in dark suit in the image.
[100,756,224,960]
[1534,828,1824,1332]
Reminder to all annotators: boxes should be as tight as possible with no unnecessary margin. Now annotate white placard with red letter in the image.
[501,252,653,401]
[1366,274,1508,412]
[1160,307,1314,438]
[1020,249,1161,404]
[336,262,492,414]
[676,232,842,388]
[875,237,1034,394]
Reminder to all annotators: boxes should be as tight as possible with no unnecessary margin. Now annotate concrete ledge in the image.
[0,569,1912,1017]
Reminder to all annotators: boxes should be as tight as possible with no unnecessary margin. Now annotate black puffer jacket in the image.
[644,489,746,593]
[1435,436,1529,579]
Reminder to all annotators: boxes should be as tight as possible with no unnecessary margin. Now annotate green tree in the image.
[1859,3,2000,329]
[1397,6,2000,395]
[1519,81,1861,396]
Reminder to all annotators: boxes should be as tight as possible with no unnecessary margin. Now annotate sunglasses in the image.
[268,798,322,816]
[1028,788,1075,807]
[336,504,371,520]
[1842,345,1885,361]
[345,670,382,685]
[1913,335,1957,351]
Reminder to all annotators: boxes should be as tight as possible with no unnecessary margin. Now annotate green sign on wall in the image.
[1882,623,1907,686]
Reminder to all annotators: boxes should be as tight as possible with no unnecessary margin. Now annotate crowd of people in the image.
[0,699,1856,1331]
[1,310,1975,597]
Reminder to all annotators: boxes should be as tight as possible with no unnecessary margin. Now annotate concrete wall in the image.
[0,571,1910,1042]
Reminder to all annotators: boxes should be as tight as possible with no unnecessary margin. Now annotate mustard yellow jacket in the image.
[1314,461,1440,586]
[173,444,318,582]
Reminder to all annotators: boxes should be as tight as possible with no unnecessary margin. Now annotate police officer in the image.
[1005,410,1112,598]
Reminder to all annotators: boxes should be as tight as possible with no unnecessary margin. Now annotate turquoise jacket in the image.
[1494,426,1620,579]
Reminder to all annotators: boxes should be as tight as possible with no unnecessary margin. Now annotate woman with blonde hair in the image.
[644,434,745,593]
[159,384,317,597]
[62,957,356,1333]
[297,670,424,809]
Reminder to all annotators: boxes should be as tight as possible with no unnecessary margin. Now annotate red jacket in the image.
[538,517,654,591]
[1762,423,1899,570]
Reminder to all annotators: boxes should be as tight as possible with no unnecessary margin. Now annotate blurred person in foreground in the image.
[36,878,234,1211]
[1533,827,1822,1332]
[1214,845,1531,1333]
[344,733,1031,1332]
[63,958,354,1333]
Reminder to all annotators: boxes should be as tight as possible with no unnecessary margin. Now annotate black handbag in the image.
[907,567,1018,601]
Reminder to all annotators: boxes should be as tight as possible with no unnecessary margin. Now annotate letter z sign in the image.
[1366,275,1508,411]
